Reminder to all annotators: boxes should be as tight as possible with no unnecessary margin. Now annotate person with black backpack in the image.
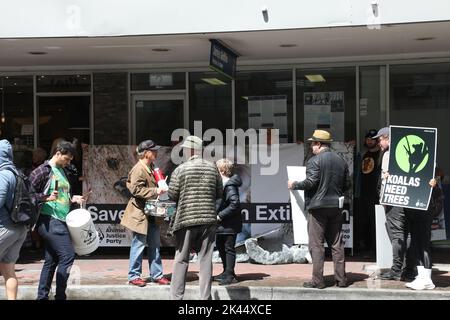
[0,139,28,300]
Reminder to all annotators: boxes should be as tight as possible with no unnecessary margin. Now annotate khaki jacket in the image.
[120,161,161,235]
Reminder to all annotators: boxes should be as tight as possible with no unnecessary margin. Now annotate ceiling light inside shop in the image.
[305,74,326,82]
[152,48,170,52]
[201,78,227,86]
[415,37,435,41]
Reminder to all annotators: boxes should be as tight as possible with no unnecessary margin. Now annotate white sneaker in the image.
[406,278,435,290]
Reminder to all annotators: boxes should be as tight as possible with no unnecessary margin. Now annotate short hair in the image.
[216,158,234,177]
[54,141,76,157]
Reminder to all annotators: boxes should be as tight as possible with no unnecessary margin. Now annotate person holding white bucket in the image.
[30,141,86,300]
[120,140,170,287]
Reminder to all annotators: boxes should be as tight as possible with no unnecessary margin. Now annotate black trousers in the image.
[405,209,433,269]
[385,206,416,275]
[216,233,237,276]
[357,196,377,252]
[36,215,75,300]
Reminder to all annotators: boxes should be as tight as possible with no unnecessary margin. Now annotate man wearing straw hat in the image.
[288,130,349,289]
[168,135,223,300]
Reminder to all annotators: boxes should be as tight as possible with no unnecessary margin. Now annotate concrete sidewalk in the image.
[4,248,450,300]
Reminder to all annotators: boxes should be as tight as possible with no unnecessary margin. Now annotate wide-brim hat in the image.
[307,130,333,142]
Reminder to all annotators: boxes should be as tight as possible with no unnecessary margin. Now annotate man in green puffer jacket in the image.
[168,135,222,300]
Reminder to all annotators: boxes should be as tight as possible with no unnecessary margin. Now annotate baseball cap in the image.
[365,129,378,139]
[137,140,161,153]
[373,127,389,139]
[180,135,203,150]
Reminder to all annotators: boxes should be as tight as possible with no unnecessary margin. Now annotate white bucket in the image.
[66,208,99,256]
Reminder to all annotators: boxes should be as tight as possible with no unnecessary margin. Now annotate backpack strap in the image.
[0,166,18,213]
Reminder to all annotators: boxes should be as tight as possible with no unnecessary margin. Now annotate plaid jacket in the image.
[29,160,53,202]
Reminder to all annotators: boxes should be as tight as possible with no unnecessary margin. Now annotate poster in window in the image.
[304,91,344,142]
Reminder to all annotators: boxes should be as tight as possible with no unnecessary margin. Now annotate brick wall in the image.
[93,72,128,144]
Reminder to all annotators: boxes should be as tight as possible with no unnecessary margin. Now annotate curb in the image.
[3,285,450,300]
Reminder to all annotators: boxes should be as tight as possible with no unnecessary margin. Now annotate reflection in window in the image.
[236,71,293,143]
[38,96,90,154]
[359,66,386,151]
[37,74,91,92]
[296,67,356,143]
[390,63,450,175]
[136,99,184,146]
[189,72,231,135]
[0,76,34,147]
[131,72,185,91]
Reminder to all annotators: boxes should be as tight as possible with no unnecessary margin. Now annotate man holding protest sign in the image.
[375,127,416,282]
[377,125,439,289]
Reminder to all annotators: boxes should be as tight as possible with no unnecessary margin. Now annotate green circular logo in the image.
[395,135,429,173]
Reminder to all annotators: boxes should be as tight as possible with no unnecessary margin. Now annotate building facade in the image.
[1,1,450,245]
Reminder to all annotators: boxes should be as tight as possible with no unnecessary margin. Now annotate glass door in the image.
[132,93,185,146]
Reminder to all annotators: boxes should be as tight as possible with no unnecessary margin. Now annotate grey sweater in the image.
[168,155,222,234]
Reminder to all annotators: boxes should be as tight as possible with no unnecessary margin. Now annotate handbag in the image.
[429,186,444,218]
[144,196,176,219]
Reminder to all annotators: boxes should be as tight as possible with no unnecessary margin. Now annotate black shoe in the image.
[336,281,348,288]
[219,276,238,286]
[400,272,416,282]
[379,270,401,281]
[303,281,325,289]
[212,272,226,282]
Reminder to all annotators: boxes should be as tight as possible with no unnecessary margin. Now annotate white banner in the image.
[287,166,308,244]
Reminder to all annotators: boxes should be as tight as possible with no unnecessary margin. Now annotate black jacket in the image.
[216,174,242,234]
[293,148,349,210]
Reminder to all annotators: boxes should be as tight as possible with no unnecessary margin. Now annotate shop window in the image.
[359,66,387,150]
[390,63,450,176]
[296,67,356,143]
[0,76,34,172]
[189,71,231,135]
[131,72,185,91]
[37,74,91,92]
[235,70,293,143]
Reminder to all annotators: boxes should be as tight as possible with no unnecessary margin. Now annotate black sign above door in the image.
[209,39,238,80]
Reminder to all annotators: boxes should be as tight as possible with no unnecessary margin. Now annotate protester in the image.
[0,140,28,300]
[30,140,86,300]
[288,130,349,289]
[214,158,242,285]
[403,177,440,290]
[120,139,170,287]
[375,127,416,281]
[356,129,382,255]
[168,135,222,300]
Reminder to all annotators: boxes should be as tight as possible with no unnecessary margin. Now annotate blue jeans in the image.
[128,222,163,281]
[37,215,75,300]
